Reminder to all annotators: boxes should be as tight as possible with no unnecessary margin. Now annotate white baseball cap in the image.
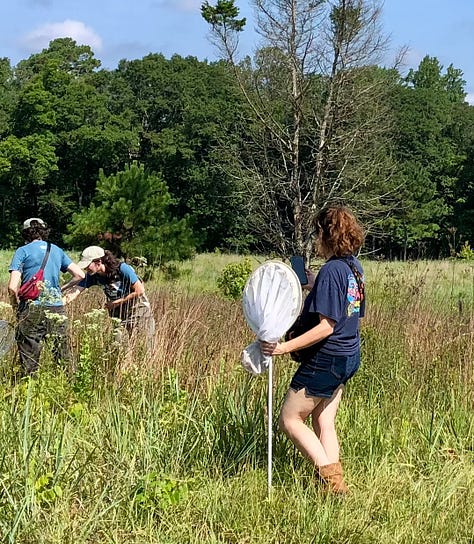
[23,218,46,229]
[77,246,106,269]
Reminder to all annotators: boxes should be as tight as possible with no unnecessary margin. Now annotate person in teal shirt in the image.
[8,218,84,376]
[62,246,155,350]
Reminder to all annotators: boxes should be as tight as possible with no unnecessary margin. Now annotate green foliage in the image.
[71,309,119,400]
[156,369,189,430]
[72,326,95,401]
[201,0,247,31]
[15,38,100,78]
[65,163,195,264]
[202,0,402,259]
[1,30,474,257]
[33,472,63,506]
[115,53,249,251]
[0,38,137,245]
[13,79,57,135]
[131,472,189,511]
[457,241,474,260]
[216,257,252,300]
[208,377,269,472]
[386,56,468,258]
[0,58,15,137]
[0,132,59,243]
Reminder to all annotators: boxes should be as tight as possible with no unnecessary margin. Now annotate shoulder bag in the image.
[18,242,51,301]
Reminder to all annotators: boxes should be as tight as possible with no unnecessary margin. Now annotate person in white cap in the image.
[8,218,85,376]
[62,246,155,349]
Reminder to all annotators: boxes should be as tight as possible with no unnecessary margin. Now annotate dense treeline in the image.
[0,37,473,260]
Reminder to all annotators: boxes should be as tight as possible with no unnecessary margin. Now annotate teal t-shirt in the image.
[78,262,150,321]
[9,240,72,306]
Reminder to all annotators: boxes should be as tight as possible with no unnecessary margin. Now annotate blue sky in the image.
[2,0,473,103]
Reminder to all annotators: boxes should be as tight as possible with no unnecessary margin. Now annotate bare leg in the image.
[279,386,349,493]
[311,385,344,464]
[279,388,330,467]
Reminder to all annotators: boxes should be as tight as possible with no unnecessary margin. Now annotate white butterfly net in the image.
[241,261,302,375]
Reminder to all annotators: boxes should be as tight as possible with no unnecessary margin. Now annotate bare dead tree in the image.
[202,0,401,260]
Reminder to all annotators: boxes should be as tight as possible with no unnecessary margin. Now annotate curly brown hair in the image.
[22,221,50,243]
[315,206,365,257]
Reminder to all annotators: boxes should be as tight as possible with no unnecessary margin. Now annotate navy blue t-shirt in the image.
[300,255,365,356]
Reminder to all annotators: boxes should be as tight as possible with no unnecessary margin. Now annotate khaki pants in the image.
[112,305,156,355]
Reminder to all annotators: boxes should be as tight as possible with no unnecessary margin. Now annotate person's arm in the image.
[104,279,145,311]
[62,285,86,304]
[8,270,21,309]
[61,263,86,304]
[260,314,335,356]
[66,262,85,284]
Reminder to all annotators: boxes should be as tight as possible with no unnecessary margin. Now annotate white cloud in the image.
[153,0,201,12]
[177,0,202,10]
[466,92,474,106]
[22,20,103,53]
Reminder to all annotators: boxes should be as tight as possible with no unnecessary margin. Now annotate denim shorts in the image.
[289,351,360,399]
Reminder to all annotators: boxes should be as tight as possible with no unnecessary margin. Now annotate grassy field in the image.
[0,252,473,543]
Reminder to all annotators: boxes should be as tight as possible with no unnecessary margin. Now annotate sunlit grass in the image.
[0,254,473,542]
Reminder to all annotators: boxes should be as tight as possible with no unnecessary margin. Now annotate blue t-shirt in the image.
[9,240,73,306]
[78,262,138,298]
[78,262,147,320]
[301,255,365,356]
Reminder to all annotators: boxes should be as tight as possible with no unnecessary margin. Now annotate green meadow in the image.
[0,252,473,544]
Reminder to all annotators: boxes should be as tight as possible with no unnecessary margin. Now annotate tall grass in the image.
[0,256,473,543]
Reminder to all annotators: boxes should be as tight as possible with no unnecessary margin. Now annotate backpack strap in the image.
[39,242,51,272]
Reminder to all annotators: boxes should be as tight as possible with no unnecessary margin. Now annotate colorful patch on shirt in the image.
[346,274,361,316]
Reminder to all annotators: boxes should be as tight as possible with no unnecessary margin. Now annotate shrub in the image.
[457,241,474,260]
[216,258,253,300]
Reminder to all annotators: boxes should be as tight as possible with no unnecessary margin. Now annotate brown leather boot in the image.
[318,462,349,495]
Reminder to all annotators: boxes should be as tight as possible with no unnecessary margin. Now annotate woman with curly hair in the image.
[62,246,155,349]
[260,206,365,494]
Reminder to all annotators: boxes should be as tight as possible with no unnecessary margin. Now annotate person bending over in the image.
[261,206,365,494]
[62,246,155,349]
